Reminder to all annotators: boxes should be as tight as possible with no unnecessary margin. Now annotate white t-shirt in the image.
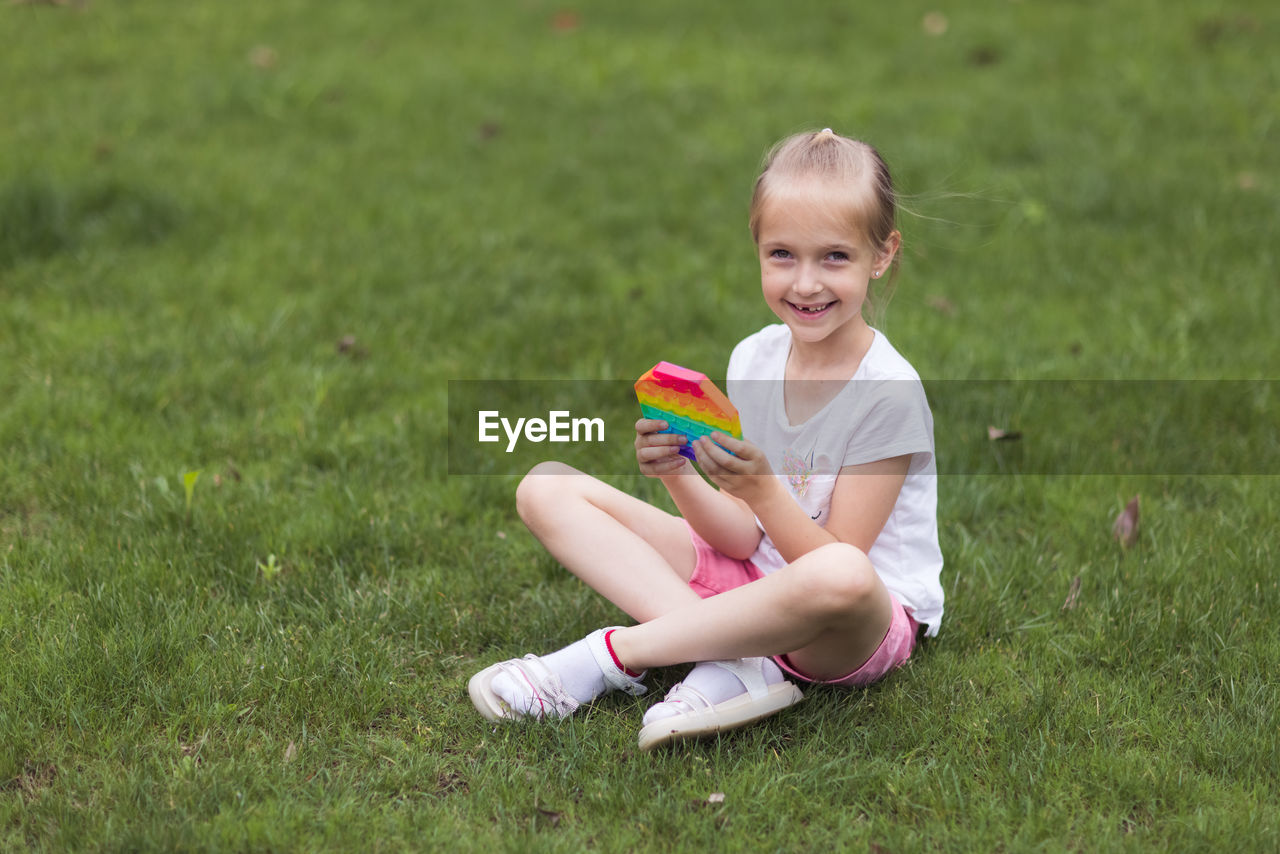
[725,324,944,636]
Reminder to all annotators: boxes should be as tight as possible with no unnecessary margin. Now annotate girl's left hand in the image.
[692,432,776,502]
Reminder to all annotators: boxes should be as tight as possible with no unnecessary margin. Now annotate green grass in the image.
[2,0,1278,850]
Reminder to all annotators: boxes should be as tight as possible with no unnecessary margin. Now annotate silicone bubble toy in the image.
[635,361,742,460]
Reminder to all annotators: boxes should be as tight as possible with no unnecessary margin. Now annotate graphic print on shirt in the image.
[781,446,815,499]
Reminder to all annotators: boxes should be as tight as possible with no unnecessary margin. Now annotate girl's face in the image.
[755,189,896,353]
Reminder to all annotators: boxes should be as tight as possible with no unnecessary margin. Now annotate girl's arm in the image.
[660,473,761,560]
[635,419,762,559]
[693,432,910,561]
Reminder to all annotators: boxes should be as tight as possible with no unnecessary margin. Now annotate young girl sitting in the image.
[469,128,944,750]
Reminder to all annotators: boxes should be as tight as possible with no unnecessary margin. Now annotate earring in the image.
[873,271,882,278]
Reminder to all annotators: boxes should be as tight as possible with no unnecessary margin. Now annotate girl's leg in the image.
[476,472,890,725]
[473,462,703,720]
[515,461,703,622]
[609,542,894,681]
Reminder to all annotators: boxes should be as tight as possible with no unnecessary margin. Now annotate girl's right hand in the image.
[634,418,689,477]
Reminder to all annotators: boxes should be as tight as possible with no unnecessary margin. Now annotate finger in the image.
[642,455,688,476]
[707,431,750,458]
[697,435,741,469]
[692,437,734,475]
[635,418,670,434]
[644,435,694,459]
[638,444,684,463]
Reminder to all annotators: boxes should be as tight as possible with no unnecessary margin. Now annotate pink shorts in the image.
[685,523,918,688]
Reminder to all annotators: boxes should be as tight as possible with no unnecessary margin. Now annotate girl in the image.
[469,128,944,750]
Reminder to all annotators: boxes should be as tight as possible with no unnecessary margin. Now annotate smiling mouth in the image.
[790,301,834,315]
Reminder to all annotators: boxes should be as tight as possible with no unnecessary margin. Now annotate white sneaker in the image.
[469,654,581,721]
[468,628,647,721]
[637,657,803,751]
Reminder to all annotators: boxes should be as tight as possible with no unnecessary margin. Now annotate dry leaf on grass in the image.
[336,335,368,359]
[1062,575,1082,610]
[248,45,278,70]
[923,12,949,35]
[926,295,957,316]
[551,11,580,32]
[1112,494,1140,548]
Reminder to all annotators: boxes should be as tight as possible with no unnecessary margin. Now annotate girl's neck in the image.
[785,319,875,382]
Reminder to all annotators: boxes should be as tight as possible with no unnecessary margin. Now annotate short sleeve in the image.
[842,378,934,473]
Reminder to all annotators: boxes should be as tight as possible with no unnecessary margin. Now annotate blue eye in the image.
[827,251,849,262]
[770,249,792,259]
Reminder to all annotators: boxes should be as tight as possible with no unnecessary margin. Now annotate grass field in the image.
[3,0,1278,850]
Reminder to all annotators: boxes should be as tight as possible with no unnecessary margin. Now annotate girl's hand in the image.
[634,418,689,477]
[691,432,776,503]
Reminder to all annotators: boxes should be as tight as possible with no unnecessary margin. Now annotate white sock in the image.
[491,629,644,716]
[642,657,786,726]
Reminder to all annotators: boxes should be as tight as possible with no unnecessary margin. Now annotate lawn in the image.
[2,0,1278,850]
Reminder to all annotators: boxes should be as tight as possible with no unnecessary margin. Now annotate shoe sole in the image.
[637,682,804,751]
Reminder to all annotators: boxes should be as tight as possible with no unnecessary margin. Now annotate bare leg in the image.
[609,542,894,681]
[476,471,895,725]
[515,461,703,622]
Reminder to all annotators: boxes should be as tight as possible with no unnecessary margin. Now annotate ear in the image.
[874,230,902,276]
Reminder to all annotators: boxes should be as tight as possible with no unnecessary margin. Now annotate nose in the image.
[793,262,822,297]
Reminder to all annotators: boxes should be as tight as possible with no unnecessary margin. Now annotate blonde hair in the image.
[749,128,901,282]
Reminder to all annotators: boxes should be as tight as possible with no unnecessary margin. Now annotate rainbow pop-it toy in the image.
[634,361,742,460]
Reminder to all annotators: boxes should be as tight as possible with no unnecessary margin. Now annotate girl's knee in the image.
[524,460,579,480]
[515,461,584,524]
[793,543,880,615]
